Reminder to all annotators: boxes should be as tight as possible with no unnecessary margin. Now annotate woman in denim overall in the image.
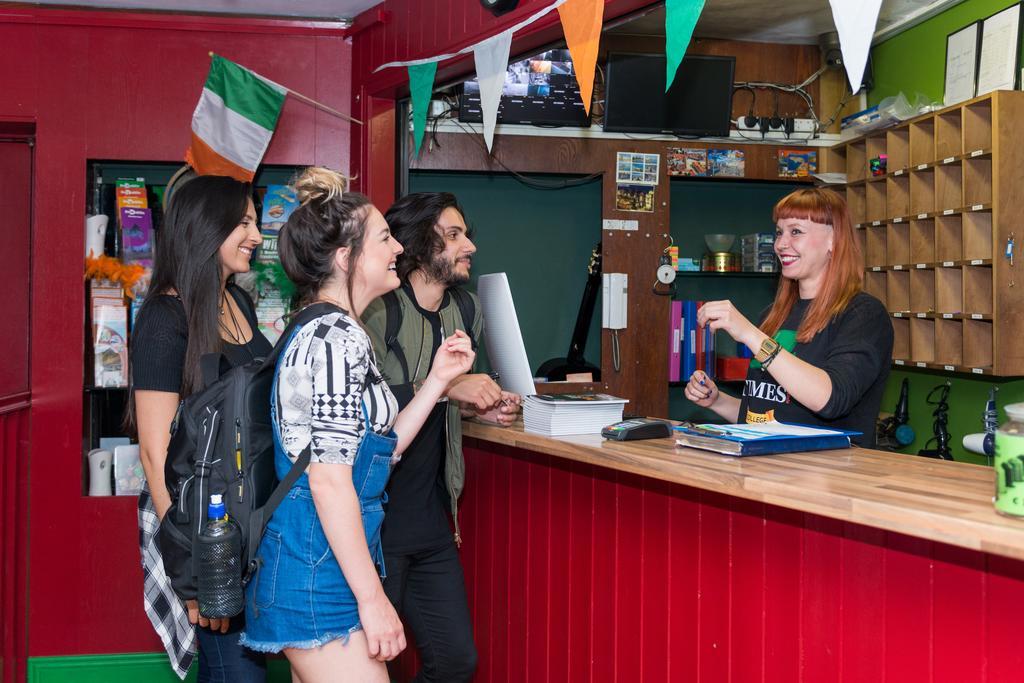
[240,168,475,683]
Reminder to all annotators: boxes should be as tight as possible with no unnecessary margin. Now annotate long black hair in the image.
[384,192,466,282]
[126,175,252,433]
[278,167,372,309]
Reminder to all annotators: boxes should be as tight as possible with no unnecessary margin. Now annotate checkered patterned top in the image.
[275,311,398,466]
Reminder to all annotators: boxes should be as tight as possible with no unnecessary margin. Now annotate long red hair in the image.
[760,187,863,342]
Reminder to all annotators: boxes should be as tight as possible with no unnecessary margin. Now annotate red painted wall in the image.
[0,7,352,659]
[456,440,1024,681]
[348,0,655,209]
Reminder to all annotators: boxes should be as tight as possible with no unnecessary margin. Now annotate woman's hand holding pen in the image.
[697,300,764,350]
[684,370,719,408]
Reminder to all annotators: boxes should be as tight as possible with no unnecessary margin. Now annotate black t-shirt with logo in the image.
[738,292,892,447]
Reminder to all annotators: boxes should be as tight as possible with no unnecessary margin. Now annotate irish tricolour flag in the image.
[185,54,286,182]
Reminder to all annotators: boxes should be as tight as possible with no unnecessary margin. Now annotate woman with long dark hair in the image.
[130,174,270,681]
[684,187,893,446]
[240,167,474,682]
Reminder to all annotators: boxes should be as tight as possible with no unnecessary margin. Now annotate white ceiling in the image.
[29,0,964,42]
[30,0,383,22]
[608,0,966,44]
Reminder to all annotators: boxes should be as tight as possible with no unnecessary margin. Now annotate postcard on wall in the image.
[615,183,655,212]
[708,149,745,177]
[667,147,708,176]
[777,149,818,178]
[616,151,660,185]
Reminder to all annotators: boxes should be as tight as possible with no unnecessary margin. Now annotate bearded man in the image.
[362,192,520,682]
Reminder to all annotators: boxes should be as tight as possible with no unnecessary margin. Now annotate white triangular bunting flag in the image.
[473,29,514,153]
[828,0,883,93]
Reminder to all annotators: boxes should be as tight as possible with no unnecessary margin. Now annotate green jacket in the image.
[361,286,483,544]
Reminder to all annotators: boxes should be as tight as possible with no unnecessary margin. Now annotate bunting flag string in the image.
[828,0,883,93]
[473,30,515,152]
[665,0,705,92]
[374,0,568,72]
[557,0,604,116]
[408,61,438,155]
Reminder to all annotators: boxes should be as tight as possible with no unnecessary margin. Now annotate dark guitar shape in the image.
[535,243,602,382]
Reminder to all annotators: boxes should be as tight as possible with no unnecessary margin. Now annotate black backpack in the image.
[156,302,340,602]
[381,285,477,386]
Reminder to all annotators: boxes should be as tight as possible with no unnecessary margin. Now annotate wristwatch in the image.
[754,336,781,364]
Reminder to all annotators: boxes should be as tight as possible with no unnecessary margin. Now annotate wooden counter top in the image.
[463,420,1024,561]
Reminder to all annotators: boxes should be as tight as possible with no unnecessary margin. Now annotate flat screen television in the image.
[603,53,736,136]
[459,48,591,127]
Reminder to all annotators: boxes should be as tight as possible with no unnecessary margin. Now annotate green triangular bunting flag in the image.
[408,62,438,156]
[665,0,705,92]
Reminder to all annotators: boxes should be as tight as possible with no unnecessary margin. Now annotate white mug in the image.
[87,448,113,496]
[85,214,108,259]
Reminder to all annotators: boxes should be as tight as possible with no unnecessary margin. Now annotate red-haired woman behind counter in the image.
[684,187,893,447]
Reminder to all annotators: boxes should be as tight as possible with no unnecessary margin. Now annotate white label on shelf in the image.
[943,156,955,164]
[894,169,905,176]
[602,219,639,231]
[872,266,882,271]
[972,204,984,211]
[972,313,983,319]
[918,213,928,219]
[916,362,928,368]
[971,259,983,265]
[973,367,984,374]
[943,209,955,215]
[916,263,927,269]
[894,217,904,223]
[893,312,903,317]
[855,223,863,228]
[872,220,881,226]
[916,312,927,318]
[943,261,955,267]
[917,164,928,170]
[944,365,955,371]
[894,264,904,270]
[971,149,984,157]
[895,359,905,365]
[942,313,953,318]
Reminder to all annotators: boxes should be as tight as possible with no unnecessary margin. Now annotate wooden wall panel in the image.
[0,7,351,660]
[1,405,30,683]
[448,439,1024,682]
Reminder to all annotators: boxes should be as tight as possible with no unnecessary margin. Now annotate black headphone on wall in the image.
[734,86,758,129]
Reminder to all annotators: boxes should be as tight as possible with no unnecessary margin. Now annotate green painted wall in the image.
[409,171,603,376]
[868,0,1024,462]
[27,654,291,682]
[869,0,1022,106]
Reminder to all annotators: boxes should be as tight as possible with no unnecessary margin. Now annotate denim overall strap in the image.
[349,399,397,576]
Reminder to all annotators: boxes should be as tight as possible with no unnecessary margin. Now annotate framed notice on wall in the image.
[976,3,1021,95]
[944,22,980,105]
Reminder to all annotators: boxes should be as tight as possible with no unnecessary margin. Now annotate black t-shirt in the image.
[131,284,272,393]
[381,289,453,554]
[737,292,892,447]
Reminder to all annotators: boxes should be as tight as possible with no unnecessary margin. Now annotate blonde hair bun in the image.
[293,167,349,206]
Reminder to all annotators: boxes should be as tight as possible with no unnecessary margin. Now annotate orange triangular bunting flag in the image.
[558,0,603,115]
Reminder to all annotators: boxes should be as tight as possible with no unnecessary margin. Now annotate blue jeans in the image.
[196,627,267,682]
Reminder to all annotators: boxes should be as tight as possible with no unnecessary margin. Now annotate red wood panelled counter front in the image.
[452,439,1024,682]
[0,7,351,659]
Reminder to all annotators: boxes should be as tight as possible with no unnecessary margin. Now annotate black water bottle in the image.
[197,493,244,618]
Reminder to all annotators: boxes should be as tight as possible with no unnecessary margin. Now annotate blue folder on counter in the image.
[674,421,860,456]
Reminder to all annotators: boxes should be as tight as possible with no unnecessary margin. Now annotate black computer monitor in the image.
[603,53,736,136]
[459,48,591,127]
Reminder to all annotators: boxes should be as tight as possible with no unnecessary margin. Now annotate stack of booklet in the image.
[674,421,860,456]
[523,393,629,436]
